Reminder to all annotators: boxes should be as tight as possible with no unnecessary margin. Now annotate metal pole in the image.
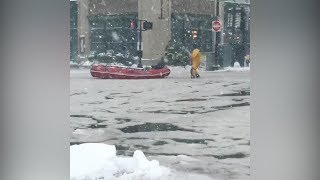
[220,1,224,45]
[212,0,220,67]
[215,0,220,66]
[160,0,163,19]
[212,0,216,68]
[212,31,216,65]
[137,20,143,68]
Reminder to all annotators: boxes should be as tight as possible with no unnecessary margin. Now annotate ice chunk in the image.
[70,143,214,180]
[70,143,116,179]
[70,143,170,180]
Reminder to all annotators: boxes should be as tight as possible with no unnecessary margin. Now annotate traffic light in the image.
[129,20,137,29]
[192,30,198,39]
[143,21,153,30]
[129,21,135,29]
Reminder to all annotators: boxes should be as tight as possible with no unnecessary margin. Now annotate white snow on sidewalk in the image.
[70,143,214,180]
[167,64,250,74]
[215,62,250,72]
[79,60,94,67]
[215,66,250,72]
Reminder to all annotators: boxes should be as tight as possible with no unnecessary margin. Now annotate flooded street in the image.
[70,67,250,179]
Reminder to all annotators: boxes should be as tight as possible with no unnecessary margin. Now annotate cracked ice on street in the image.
[70,66,250,179]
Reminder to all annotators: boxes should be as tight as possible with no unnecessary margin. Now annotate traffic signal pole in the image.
[212,21,216,65]
[213,0,219,67]
[137,20,143,68]
[136,20,153,68]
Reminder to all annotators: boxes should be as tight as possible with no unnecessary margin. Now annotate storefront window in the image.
[170,14,212,52]
[88,14,138,56]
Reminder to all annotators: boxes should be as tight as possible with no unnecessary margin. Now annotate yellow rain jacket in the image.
[191,48,202,76]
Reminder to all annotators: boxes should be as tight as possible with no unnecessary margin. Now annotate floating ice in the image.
[70,143,214,180]
[70,143,170,180]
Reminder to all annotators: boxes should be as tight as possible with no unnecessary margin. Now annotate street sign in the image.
[212,20,222,32]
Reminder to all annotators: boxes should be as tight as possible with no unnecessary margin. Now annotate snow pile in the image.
[133,56,139,60]
[79,61,93,67]
[70,143,171,180]
[94,62,127,67]
[130,63,138,68]
[233,62,241,68]
[70,61,78,65]
[97,52,106,57]
[116,53,124,57]
[107,62,127,67]
[219,66,250,72]
[70,61,80,68]
[215,62,250,72]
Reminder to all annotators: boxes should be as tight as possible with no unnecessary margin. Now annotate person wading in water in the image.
[190,44,202,78]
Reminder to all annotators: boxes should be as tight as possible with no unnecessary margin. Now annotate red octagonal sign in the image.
[212,21,222,32]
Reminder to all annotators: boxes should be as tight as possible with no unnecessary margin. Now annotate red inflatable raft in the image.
[90,64,171,79]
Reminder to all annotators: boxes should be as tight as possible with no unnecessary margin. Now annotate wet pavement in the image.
[70,67,250,179]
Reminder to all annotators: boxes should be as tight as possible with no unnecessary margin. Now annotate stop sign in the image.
[212,21,222,32]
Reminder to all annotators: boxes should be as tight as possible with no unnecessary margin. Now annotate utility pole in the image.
[212,0,216,58]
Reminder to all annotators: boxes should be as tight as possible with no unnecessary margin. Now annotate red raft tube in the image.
[90,64,171,79]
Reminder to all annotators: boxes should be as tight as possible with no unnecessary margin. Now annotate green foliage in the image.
[164,46,189,67]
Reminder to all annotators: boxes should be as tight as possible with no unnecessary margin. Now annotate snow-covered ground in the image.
[70,66,250,180]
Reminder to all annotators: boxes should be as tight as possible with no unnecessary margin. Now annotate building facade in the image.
[71,0,215,64]
[70,0,250,67]
[70,0,78,61]
[219,1,250,67]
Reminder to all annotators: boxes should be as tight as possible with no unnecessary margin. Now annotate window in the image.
[89,14,138,56]
[227,13,233,27]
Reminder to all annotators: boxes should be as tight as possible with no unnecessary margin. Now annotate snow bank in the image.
[70,143,214,180]
[216,66,250,72]
[70,61,78,65]
[215,62,250,72]
[80,61,93,67]
[166,62,250,73]
[76,60,94,68]
[70,61,80,68]
[234,62,241,68]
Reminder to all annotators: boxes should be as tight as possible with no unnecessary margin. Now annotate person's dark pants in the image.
[246,60,250,67]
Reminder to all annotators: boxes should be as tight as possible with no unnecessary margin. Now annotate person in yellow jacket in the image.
[190,45,202,78]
